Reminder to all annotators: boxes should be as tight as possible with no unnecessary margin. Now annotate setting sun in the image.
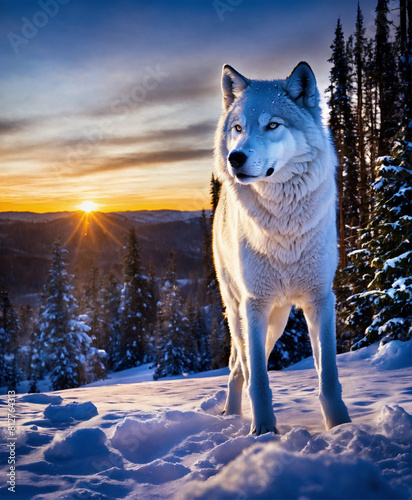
[79,201,97,213]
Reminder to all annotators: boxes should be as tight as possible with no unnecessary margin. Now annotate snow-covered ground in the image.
[1,340,411,499]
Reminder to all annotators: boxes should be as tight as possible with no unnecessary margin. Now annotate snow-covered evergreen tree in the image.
[39,240,92,390]
[0,325,6,387]
[145,260,159,359]
[336,243,375,351]
[201,209,215,298]
[117,228,152,370]
[348,131,412,348]
[153,253,189,379]
[100,271,121,370]
[27,329,42,393]
[76,264,109,381]
[82,263,104,348]
[268,307,311,370]
[183,297,210,373]
[0,290,20,392]
[208,309,231,370]
[86,346,108,382]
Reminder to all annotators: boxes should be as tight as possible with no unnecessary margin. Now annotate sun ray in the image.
[63,212,87,247]
[89,212,125,248]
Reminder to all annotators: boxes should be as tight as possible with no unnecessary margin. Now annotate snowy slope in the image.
[1,341,411,500]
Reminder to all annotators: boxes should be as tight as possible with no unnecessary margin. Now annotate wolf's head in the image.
[215,62,326,185]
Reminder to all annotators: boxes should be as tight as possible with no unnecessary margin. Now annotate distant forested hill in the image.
[0,210,205,303]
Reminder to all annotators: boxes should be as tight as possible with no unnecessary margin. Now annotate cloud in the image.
[69,148,213,177]
[0,118,215,165]
[0,118,33,134]
[86,66,218,119]
[93,120,216,147]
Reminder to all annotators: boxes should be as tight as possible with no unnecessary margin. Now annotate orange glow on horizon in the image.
[0,196,211,214]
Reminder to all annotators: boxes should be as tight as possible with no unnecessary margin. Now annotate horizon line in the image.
[0,208,211,215]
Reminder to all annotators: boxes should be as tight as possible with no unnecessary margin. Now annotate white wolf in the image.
[213,61,351,435]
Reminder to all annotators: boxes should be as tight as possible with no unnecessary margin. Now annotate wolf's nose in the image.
[228,151,247,169]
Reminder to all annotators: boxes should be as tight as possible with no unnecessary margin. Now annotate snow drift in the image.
[0,340,411,499]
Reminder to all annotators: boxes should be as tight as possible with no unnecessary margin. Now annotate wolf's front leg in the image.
[304,293,351,430]
[243,299,278,435]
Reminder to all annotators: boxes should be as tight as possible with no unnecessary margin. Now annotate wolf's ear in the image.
[221,65,249,110]
[284,62,318,108]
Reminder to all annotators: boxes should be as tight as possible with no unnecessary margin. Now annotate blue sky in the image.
[0,0,380,212]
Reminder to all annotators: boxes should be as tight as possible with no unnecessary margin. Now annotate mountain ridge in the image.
[0,209,208,224]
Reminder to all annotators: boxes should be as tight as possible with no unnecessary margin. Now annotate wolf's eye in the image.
[235,124,242,132]
[267,122,280,130]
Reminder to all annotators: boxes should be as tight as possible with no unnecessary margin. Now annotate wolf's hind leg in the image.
[224,344,245,415]
[303,293,351,430]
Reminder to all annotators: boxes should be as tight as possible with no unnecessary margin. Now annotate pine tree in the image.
[203,178,222,297]
[363,37,379,184]
[39,240,91,390]
[210,173,222,214]
[348,131,412,348]
[375,0,400,155]
[0,290,20,392]
[82,263,104,348]
[200,209,215,296]
[141,259,159,361]
[330,2,411,353]
[205,174,231,367]
[100,271,121,370]
[117,228,152,370]
[182,297,199,373]
[18,304,35,347]
[354,2,369,227]
[183,297,211,373]
[153,253,189,379]
[327,18,359,267]
[208,313,231,370]
[87,347,108,382]
[27,329,42,393]
[336,228,376,352]
[397,0,412,140]
[0,324,6,387]
[79,264,109,382]
[194,306,211,373]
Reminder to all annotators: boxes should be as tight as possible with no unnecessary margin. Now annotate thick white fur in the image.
[213,62,351,435]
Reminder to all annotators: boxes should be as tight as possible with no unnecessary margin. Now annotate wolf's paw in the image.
[222,405,242,416]
[322,399,351,430]
[326,413,351,430]
[251,423,279,436]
